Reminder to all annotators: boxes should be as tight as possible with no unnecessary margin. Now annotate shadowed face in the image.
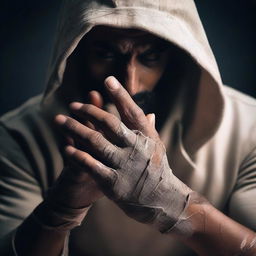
[83,26,170,93]
[62,26,195,129]
[71,26,171,113]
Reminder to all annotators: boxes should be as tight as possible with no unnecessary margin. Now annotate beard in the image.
[131,90,156,115]
[78,74,157,115]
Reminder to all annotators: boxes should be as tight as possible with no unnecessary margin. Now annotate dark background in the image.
[0,1,255,116]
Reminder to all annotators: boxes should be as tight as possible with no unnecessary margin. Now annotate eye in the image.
[139,51,162,64]
[142,52,161,62]
[94,48,116,61]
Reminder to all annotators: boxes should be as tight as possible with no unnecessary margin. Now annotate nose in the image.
[122,58,140,96]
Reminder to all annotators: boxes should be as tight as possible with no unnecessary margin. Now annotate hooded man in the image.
[0,1,256,255]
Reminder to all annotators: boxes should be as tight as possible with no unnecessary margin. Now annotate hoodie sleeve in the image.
[0,124,71,256]
[228,147,256,231]
[0,126,42,255]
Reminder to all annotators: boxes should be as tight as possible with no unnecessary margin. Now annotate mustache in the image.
[101,90,156,115]
[131,91,156,115]
[83,80,156,115]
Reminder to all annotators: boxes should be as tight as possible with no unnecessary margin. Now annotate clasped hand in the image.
[55,76,191,232]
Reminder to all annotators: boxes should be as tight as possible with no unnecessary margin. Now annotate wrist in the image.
[50,166,96,208]
[32,199,91,232]
[31,167,92,231]
[168,191,209,237]
[169,193,256,256]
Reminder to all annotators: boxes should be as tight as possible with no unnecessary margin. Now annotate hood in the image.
[41,0,225,155]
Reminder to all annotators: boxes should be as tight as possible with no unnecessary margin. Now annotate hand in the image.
[55,76,192,233]
[32,91,106,232]
[54,90,106,209]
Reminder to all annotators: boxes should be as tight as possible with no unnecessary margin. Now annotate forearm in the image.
[15,212,68,256]
[54,78,256,255]
[172,192,256,256]
[14,167,95,256]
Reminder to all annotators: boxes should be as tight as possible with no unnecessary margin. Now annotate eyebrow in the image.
[93,41,119,52]
[93,41,169,55]
[141,44,169,55]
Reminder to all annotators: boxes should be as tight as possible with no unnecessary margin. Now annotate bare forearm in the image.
[15,211,68,256]
[172,192,256,256]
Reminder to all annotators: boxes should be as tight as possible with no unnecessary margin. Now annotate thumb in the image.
[146,113,156,128]
[85,90,104,131]
[88,90,104,109]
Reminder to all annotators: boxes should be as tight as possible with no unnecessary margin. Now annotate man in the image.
[0,0,256,255]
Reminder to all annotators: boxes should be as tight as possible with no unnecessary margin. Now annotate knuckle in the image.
[125,107,145,125]
[99,114,120,132]
[73,152,83,165]
[79,104,92,115]
[102,144,115,160]
[100,115,109,125]
[90,131,103,145]
[114,123,123,137]
[80,104,88,113]
[81,155,88,166]
[73,150,82,160]
[134,108,145,120]
[66,118,78,131]
[115,122,126,137]
[111,116,121,130]
[119,126,137,147]
[84,104,94,112]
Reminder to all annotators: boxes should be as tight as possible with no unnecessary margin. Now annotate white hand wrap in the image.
[104,130,192,233]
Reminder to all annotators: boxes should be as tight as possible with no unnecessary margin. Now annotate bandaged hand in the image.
[55,76,192,233]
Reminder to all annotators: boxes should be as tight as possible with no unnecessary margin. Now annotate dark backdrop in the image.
[0,1,255,116]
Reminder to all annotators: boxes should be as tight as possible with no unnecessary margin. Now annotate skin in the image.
[14,27,256,256]
[58,77,256,256]
[84,26,170,95]
[14,27,170,256]
[61,26,174,116]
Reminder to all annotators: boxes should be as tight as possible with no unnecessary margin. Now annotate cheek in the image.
[85,52,116,82]
[138,52,170,92]
[140,66,166,91]
[88,61,112,81]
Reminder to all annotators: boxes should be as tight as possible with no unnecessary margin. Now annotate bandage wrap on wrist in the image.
[105,130,192,233]
[32,196,90,231]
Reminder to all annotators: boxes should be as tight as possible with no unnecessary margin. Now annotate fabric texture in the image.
[0,0,256,255]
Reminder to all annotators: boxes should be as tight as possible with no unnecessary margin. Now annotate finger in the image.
[145,113,160,140]
[84,120,96,130]
[65,145,117,195]
[85,91,104,130]
[74,91,103,131]
[104,76,151,135]
[146,113,156,128]
[70,103,136,146]
[55,114,120,165]
[66,136,75,146]
[88,90,104,109]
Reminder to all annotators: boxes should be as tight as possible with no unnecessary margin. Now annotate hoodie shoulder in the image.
[0,95,42,125]
[0,96,42,174]
[0,94,62,191]
[223,86,256,107]
[220,86,256,155]
[0,95,43,174]
[222,85,256,133]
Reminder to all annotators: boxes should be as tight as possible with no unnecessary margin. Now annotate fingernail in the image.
[151,113,156,127]
[55,114,67,124]
[70,102,83,110]
[65,145,76,154]
[148,113,155,127]
[105,76,120,90]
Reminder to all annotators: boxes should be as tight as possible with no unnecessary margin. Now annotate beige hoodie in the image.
[0,0,256,255]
